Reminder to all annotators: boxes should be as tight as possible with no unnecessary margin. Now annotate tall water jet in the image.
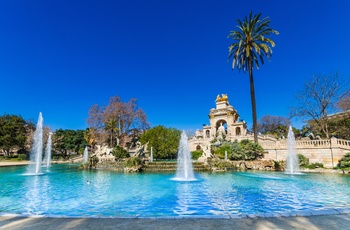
[285,125,300,174]
[82,146,89,164]
[173,132,196,181]
[26,112,44,175]
[44,132,52,167]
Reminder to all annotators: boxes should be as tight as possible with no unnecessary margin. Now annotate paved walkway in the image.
[0,161,30,167]
[1,214,350,230]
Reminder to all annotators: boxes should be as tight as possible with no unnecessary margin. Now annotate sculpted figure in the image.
[217,122,225,140]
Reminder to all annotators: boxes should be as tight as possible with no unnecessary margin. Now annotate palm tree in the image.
[105,119,118,147]
[228,12,278,143]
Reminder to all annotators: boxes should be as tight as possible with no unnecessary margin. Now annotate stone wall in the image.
[261,137,350,168]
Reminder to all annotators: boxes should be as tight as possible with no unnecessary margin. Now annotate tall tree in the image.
[228,12,278,143]
[291,72,344,138]
[140,126,181,159]
[87,96,149,147]
[0,114,27,157]
[52,129,88,157]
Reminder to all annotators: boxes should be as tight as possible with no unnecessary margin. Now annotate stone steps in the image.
[143,161,210,172]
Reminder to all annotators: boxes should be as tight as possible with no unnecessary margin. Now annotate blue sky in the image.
[1,0,350,131]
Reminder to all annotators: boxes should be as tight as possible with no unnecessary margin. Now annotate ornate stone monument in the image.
[189,94,247,160]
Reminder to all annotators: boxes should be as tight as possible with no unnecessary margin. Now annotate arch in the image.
[205,130,210,138]
[236,127,241,136]
[196,145,201,151]
[215,119,227,128]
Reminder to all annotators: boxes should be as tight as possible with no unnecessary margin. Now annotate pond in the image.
[0,164,349,217]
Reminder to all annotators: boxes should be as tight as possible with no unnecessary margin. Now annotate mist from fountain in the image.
[285,125,301,174]
[173,131,196,181]
[43,132,52,167]
[82,146,88,164]
[26,112,44,175]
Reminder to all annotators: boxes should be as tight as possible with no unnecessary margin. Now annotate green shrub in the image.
[228,140,264,161]
[207,158,233,169]
[18,154,27,160]
[297,154,309,167]
[306,162,324,169]
[125,157,142,168]
[112,146,129,160]
[191,150,203,160]
[338,152,350,169]
[213,143,231,159]
[273,160,284,171]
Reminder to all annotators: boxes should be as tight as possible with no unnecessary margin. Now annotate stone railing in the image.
[260,137,350,151]
[334,139,350,150]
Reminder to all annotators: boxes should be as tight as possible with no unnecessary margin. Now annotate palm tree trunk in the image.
[248,57,258,143]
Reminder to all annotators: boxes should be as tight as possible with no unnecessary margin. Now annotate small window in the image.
[236,127,241,136]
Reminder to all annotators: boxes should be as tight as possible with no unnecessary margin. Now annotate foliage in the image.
[291,72,346,139]
[87,96,150,147]
[191,150,203,160]
[298,154,323,169]
[306,162,324,169]
[327,117,350,140]
[111,145,129,160]
[125,157,142,168]
[0,114,28,157]
[207,158,234,170]
[140,126,181,159]
[257,115,291,138]
[53,129,88,158]
[338,152,350,169]
[213,143,231,159]
[214,140,264,160]
[86,155,99,169]
[273,160,284,171]
[228,12,278,143]
[297,154,309,167]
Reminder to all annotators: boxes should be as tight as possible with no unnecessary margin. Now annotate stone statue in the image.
[217,122,225,140]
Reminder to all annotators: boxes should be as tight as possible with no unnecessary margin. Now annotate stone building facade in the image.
[188,94,350,168]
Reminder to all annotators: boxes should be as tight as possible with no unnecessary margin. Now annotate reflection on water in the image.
[24,174,50,215]
[0,165,349,217]
[174,182,196,215]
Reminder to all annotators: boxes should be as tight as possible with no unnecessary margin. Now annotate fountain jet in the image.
[44,132,52,167]
[173,131,196,181]
[82,146,89,164]
[26,112,44,175]
[285,125,300,174]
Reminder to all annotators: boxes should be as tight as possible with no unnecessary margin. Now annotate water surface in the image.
[0,164,349,217]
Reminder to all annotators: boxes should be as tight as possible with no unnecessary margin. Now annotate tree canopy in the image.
[87,96,149,147]
[52,129,88,157]
[140,126,181,159]
[0,114,27,156]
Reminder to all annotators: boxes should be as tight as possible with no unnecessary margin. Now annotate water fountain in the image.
[26,112,44,175]
[173,131,196,181]
[82,146,89,164]
[44,132,52,167]
[285,125,300,174]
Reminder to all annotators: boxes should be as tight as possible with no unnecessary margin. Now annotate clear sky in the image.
[1,0,350,131]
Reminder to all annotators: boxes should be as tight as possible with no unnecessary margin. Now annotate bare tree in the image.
[257,115,290,138]
[291,72,344,138]
[336,90,350,111]
[87,96,150,147]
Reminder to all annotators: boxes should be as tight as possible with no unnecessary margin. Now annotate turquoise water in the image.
[0,164,349,217]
